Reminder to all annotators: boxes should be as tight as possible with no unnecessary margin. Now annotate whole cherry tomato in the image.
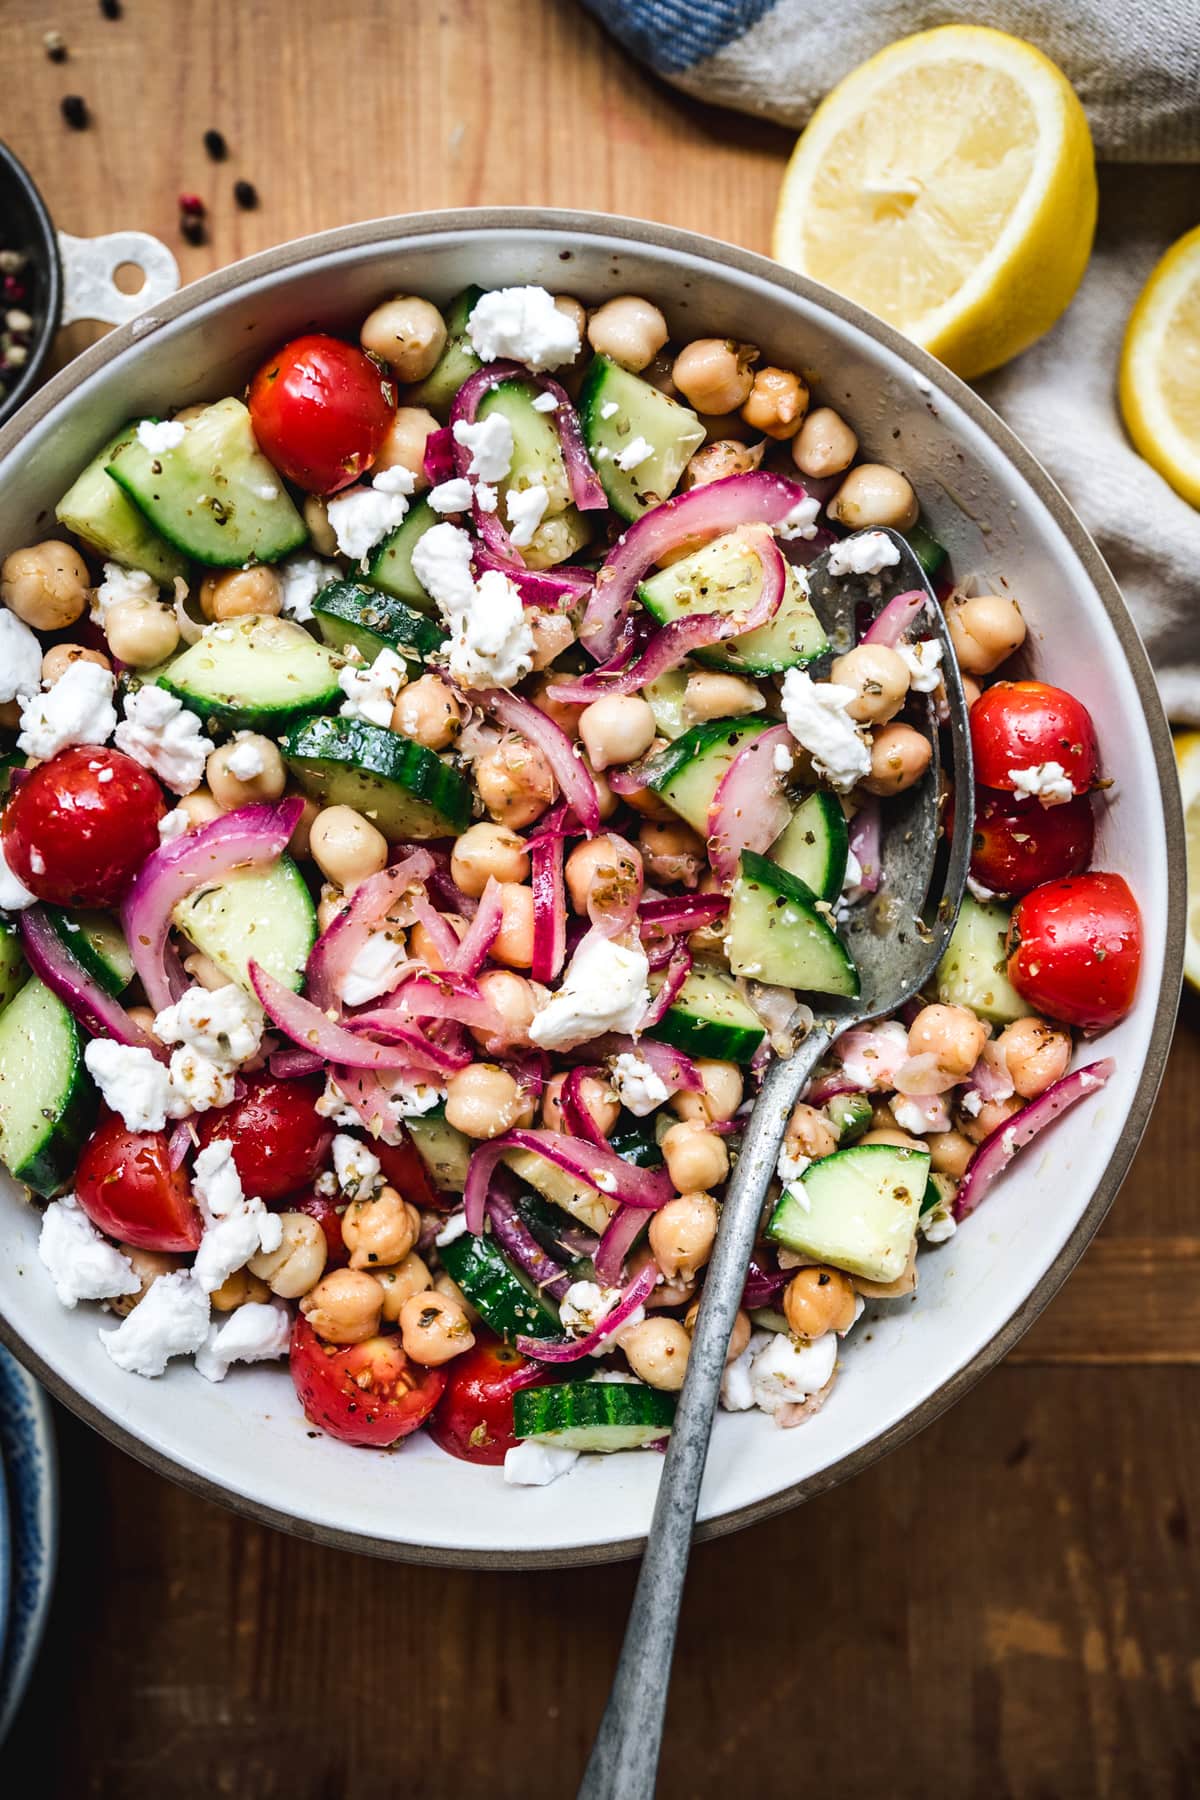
[426,1334,551,1465]
[289,1316,445,1447]
[247,333,395,494]
[1006,872,1142,1030]
[197,1072,332,1201]
[75,1112,201,1252]
[2,746,164,906]
[970,682,1099,797]
[374,1125,444,1212]
[284,1189,349,1270]
[970,786,1095,896]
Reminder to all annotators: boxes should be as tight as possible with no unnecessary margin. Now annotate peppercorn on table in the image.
[0,1,1197,1793]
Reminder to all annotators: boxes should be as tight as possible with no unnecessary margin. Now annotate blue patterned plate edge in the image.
[0,1346,58,1745]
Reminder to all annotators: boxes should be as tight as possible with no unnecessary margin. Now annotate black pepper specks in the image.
[99,0,122,18]
[60,94,89,130]
[203,128,228,161]
[233,179,259,211]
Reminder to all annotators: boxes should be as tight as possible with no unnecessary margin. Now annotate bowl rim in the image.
[0,141,62,429]
[0,206,1184,1568]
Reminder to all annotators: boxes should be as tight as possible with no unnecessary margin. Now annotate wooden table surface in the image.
[3,2,1197,1793]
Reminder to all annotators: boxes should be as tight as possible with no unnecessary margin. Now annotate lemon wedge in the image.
[1175,732,1200,994]
[1120,225,1200,508]
[772,25,1097,380]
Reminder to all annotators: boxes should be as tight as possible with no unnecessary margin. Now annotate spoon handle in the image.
[578,1027,833,1800]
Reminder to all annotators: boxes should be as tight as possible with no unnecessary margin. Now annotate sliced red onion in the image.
[250,961,442,1071]
[781,524,838,569]
[450,876,504,975]
[379,969,504,1032]
[342,1014,470,1074]
[122,798,304,1014]
[471,541,594,608]
[965,1038,1016,1106]
[486,1183,574,1303]
[423,426,456,486]
[332,1067,408,1142]
[594,1204,647,1285]
[452,358,605,517]
[423,856,478,919]
[639,946,692,1030]
[953,1059,1115,1220]
[167,1120,194,1171]
[269,1047,324,1079]
[408,895,463,967]
[589,1033,701,1094]
[584,834,645,941]
[515,1259,659,1362]
[530,834,567,984]
[467,685,601,836]
[463,1127,674,1235]
[305,850,436,1012]
[893,1051,956,1097]
[742,1262,792,1308]
[804,1073,861,1105]
[862,589,927,648]
[639,893,729,936]
[707,722,797,885]
[526,799,587,844]
[19,907,164,1055]
[560,1065,610,1148]
[848,800,882,897]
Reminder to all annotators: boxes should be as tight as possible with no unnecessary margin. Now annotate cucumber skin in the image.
[406,286,484,415]
[645,716,774,835]
[55,423,188,585]
[637,534,828,675]
[438,1231,561,1341]
[367,498,439,612]
[578,355,705,522]
[647,1007,763,1066]
[770,791,849,903]
[514,1379,676,1446]
[160,615,343,734]
[0,925,29,1016]
[312,578,444,665]
[729,850,860,999]
[0,980,98,1197]
[905,521,948,579]
[281,713,472,841]
[46,909,133,998]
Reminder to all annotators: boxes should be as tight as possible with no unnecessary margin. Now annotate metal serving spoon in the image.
[579,528,974,1799]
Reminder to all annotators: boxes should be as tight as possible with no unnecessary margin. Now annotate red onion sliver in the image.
[423,426,456,487]
[408,895,463,967]
[742,1264,791,1308]
[638,945,692,1030]
[965,1039,1016,1106]
[804,1074,861,1105]
[486,1184,574,1303]
[450,876,504,975]
[530,834,567,984]
[953,1059,1114,1220]
[167,1121,193,1171]
[332,1066,409,1142]
[589,1033,702,1094]
[305,851,436,1012]
[378,970,504,1032]
[515,1260,659,1362]
[250,961,442,1071]
[707,722,797,885]
[847,800,882,897]
[342,1014,470,1073]
[638,893,729,935]
[463,1127,674,1234]
[594,1204,647,1286]
[19,908,164,1055]
[467,685,601,836]
[269,1047,325,1079]
[472,541,594,607]
[862,589,927,648]
[453,358,605,514]
[560,1065,610,1149]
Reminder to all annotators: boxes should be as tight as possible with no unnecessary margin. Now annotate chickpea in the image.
[858,1126,926,1152]
[341,1184,421,1271]
[317,884,350,934]
[445,1062,528,1138]
[827,463,919,532]
[830,643,912,726]
[452,822,529,897]
[616,749,676,822]
[783,1265,858,1339]
[862,723,932,796]
[206,735,287,810]
[288,794,322,860]
[928,1129,975,1179]
[791,407,858,479]
[376,1252,433,1322]
[682,438,765,490]
[0,700,21,731]
[908,1003,987,1082]
[635,817,703,890]
[682,670,765,723]
[373,405,438,486]
[946,593,1027,675]
[584,758,619,823]
[997,1015,1072,1099]
[125,1004,160,1041]
[208,1268,272,1313]
[360,294,446,381]
[962,1094,1024,1145]
[392,672,461,750]
[1,541,90,631]
[309,805,389,890]
[300,1268,383,1344]
[668,1059,743,1127]
[400,1289,475,1366]
[688,869,730,958]
[303,493,338,557]
[578,694,657,772]
[103,598,180,669]
[471,969,542,1047]
[529,673,583,739]
[784,1101,839,1161]
[528,609,576,671]
[183,951,228,992]
[198,566,282,623]
[248,1211,327,1298]
[586,295,669,372]
[672,339,758,415]
[41,643,111,685]
[620,1316,691,1391]
[410,910,466,968]
[179,787,223,830]
[661,1120,729,1194]
[553,295,588,358]
[107,1246,185,1317]
[540,1069,620,1136]
[962,676,983,711]
[564,833,642,917]
[684,1300,752,1365]
[491,881,536,969]
[648,1191,719,1282]
[741,366,809,439]
[474,735,556,828]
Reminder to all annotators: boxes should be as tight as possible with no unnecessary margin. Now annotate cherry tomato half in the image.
[285,1190,349,1270]
[970,786,1095,896]
[374,1125,444,1213]
[247,333,395,495]
[2,746,165,907]
[1006,872,1142,1031]
[289,1317,445,1447]
[75,1112,201,1252]
[426,1334,551,1465]
[197,1072,332,1201]
[970,682,1099,797]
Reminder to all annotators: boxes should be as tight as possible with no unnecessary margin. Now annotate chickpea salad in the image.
[0,283,1140,1483]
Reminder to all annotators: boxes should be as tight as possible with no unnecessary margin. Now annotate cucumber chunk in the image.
[644,715,773,835]
[769,791,849,903]
[647,962,765,1065]
[642,670,690,741]
[46,908,134,997]
[503,1147,615,1237]
[406,1106,471,1194]
[728,852,859,998]
[367,497,439,612]
[514,1380,676,1451]
[159,613,342,733]
[934,894,1031,1026]
[173,857,316,997]
[0,977,97,1196]
[826,1090,873,1144]
[312,578,444,666]
[478,377,572,516]
[638,529,828,675]
[0,924,28,1016]
[55,424,187,584]
[904,520,948,580]
[406,286,484,415]
[922,1170,957,1217]
[281,714,471,841]
[517,1194,601,1271]
[579,355,705,521]
[438,1231,561,1341]
[768,1141,929,1283]
[107,398,308,567]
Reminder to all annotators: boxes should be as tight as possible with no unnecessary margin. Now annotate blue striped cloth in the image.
[580,0,778,76]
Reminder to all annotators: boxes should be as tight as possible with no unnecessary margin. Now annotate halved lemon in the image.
[772,26,1097,380]
[1120,225,1200,508]
[1175,732,1200,993]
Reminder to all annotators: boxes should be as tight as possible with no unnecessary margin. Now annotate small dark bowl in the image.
[0,141,62,427]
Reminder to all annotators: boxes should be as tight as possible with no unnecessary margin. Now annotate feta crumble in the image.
[101,1271,210,1377]
[773,742,795,775]
[1008,761,1075,807]
[136,418,186,455]
[827,531,901,577]
[559,1280,622,1338]
[339,928,408,1008]
[435,1211,469,1247]
[452,413,514,484]
[780,669,872,791]
[892,1092,952,1136]
[897,639,943,693]
[440,566,535,691]
[609,1052,668,1117]
[528,934,651,1051]
[599,400,620,421]
[195,1299,292,1383]
[428,477,474,514]
[613,434,653,474]
[838,1019,909,1090]
[84,1041,178,1132]
[505,482,549,548]
[531,390,560,413]
[157,808,191,843]
[18,661,117,760]
[191,1139,282,1294]
[503,1441,579,1486]
[339,645,409,727]
[38,1195,139,1309]
[326,465,415,563]
[920,1199,957,1245]
[277,554,340,624]
[167,1046,236,1115]
[467,285,581,372]
[332,1132,384,1200]
[91,560,159,626]
[0,609,44,702]
[966,875,997,903]
[114,685,208,793]
[749,1330,837,1412]
[410,520,476,614]
[777,1144,810,1188]
[0,841,37,912]
[155,983,264,1067]
[225,735,265,781]
[776,496,822,541]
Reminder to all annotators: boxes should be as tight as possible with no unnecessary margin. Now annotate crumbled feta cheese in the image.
[167,1046,236,1115]
[827,531,901,577]
[339,645,409,727]
[609,1052,668,1117]
[966,875,997,904]
[777,1144,810,1188]
[332,1132,383,1199]
[773,743,795,774]
[38,1194,139,1309]
[719,1341,756,1411]
[892,1093,952,1135]
[441,567,535,692]
[959,1087,983,1118]
[475,483,498,513]
[838,1019,909,1090]
[18,661,116,760]
[467,285,581,371]
[435,1211,469,1247]
[101,1271,211,1376]
[155,984,265,1067]
[749,1330,837,1412]
[315,1077,358,1126]
[614,434,653,474]
[531,390,560,414]
[339,928,408,1008]
[192,1138,247,1218]
[0,608,44,702]
[503,1441,579,1486]
[776,496,822,541]
[91,560,159,626]
[505,482,549,548]
[157,808,191,843]
[384,1074,445,1121]
[452,413,514,484]
[84,1041,177,1131]
[114,685,208,793]
[326,465,415,563]
[410,520,476,613]
[0,841,37,912]
[920,1200,957,1245]
[599,400,620,421]
[191,1138,281,1294]
[223,735,264,781]
[897,638,943,693]
[841,848,865,900]
[1008,761,1075,807]
[528,934,651,1051]
[559,1280,622,1338]
[780,669,872,791]
[194,1299,292,1382]
[428,477,474,514]
[136,418,186,454]
[277,554,340,625]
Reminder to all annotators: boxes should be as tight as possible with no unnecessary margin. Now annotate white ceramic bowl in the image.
[0,212,1183,1567]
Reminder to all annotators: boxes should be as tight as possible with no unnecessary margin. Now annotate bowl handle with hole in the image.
[56,230,179,328]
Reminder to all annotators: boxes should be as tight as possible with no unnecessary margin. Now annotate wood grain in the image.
[1,0,1197,1792]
